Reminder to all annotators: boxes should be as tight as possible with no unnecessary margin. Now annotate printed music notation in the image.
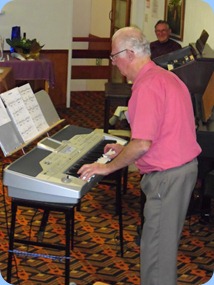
[18,84,49,132]
[0,84,49,142]
[1,87,39,142]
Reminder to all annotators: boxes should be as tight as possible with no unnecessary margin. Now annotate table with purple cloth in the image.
[0,54,55,92]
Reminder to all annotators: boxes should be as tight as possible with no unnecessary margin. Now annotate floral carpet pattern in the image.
[0,91,213,285]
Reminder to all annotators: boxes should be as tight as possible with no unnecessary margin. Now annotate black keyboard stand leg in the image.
[65,210,72,285]
[7,200,17,283]
[70,208,75,250]
[38,210,50,242]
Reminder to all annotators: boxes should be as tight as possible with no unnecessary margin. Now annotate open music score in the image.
[1,85,39,142]
[1,84,50,141]
[18,84,49,132]
[0,85,63,156]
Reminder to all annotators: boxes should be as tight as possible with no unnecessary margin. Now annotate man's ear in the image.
[127,50,134,60]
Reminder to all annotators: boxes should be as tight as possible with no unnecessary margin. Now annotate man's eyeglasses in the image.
[110,49,127,61]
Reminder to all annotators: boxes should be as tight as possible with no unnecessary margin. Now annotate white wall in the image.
[90,0,111,37]
[1,0,72,50]
[184,0,214,48]
[72,0,91,38]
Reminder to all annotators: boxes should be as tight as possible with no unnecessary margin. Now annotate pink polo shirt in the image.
[128,61,201,174]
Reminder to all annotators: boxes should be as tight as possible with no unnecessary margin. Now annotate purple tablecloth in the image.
[0,54,55,88]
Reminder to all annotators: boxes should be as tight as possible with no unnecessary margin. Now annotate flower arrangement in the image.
[6,37,44,59]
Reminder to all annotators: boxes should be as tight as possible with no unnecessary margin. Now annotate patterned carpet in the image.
[0,91,213,285]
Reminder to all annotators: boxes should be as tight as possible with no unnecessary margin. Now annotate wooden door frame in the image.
[110,0,132,37]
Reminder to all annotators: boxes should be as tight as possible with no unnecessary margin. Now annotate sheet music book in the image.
[1,87,40,142]
[0,84,61,156]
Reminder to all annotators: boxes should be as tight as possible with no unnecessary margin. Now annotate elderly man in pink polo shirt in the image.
[78,27,201,285]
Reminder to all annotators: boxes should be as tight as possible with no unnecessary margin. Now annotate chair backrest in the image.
[0,67,16,93]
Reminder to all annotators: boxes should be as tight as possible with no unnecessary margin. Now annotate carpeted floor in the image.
[0,91,213,285]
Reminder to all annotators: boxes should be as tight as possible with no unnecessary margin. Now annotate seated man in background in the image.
[150,20,182,59]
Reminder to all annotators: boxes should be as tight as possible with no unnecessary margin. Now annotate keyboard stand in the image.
[7,198,76,285]
[7,168,126,285]
[37,169,126,257]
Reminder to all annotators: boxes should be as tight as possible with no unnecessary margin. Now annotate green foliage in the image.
[6,38,44,54]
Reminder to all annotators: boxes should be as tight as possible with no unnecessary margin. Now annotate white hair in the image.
[112,27,151,57]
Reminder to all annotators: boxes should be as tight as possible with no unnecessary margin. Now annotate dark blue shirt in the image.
[150,39,182,59]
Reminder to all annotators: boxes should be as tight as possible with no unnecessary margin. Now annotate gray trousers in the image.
[140,158,198,285]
